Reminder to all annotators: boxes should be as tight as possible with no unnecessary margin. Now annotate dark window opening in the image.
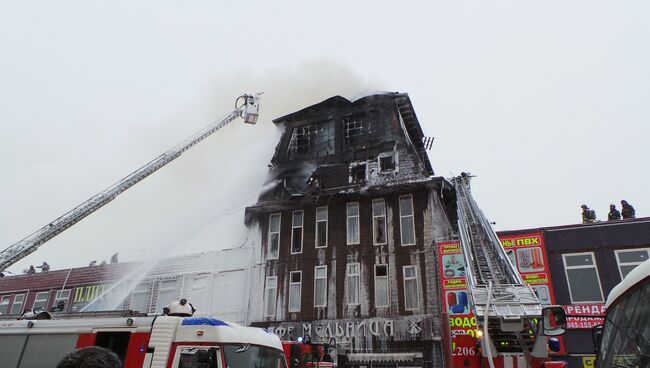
[343,114,370,146]
[291,272,301,283]
[380,155,396,171]
[95,331,131,364]
[351,165,366,183]
[286,121,335,160]
[376,264,388,277]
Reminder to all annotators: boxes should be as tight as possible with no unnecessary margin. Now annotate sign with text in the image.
[563,304,605,329]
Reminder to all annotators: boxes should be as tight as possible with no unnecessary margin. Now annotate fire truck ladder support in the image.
[453,174,545,362]
[0,94,261,272]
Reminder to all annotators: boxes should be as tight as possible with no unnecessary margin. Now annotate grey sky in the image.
[1,1,648,272]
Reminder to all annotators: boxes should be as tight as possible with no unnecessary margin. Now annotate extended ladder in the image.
[0,94,260,272]
[453,173,546,365]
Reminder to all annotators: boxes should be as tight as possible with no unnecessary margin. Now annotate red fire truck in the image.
[0,312,286,368]
[282,340,336,368]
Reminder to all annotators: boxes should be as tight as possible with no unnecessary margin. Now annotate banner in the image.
[563,304,605,329]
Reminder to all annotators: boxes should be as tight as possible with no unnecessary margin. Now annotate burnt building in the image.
[245,93,457,367]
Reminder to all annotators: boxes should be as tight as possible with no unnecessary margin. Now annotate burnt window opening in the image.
[379,155,396,172]
[286,121,334,160]
[343,114,370,146]
[350,164,366,184]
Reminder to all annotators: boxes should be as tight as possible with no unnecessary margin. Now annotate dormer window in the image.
[286,120,334,160]
[343,114,370,146]
[380,155,396,171]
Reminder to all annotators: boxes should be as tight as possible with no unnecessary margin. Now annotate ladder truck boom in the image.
[453,173,547,367]
[0,94,261,272]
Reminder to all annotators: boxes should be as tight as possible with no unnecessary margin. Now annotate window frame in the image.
[11,294,25,315]
[346,263,361,306]
[291,210,304,255]
[374,264,390,308]
[130,282,151,313]
[264,276,278,317]
[614,248,650,280]
[403,265,420,311]
[346,202,360,245]
[562,252,605,304]
[32,291,50,311]
[54,290,71,311]
[315,206,328,249]
[267,213,281,260]
[0,295,10,315]
[399,195,416,246]
[314,266,328,308]
[372,199,387,245]
[288,271,302,313]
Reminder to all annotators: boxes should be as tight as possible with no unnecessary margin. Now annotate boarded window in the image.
[347,202,360,245]
[268,213,281,259]
[265,277,278,317]
[291,211,304,254]
[288,271,302,312]
[347,263,360,305]
[314,266,327,307]
[315,207,328,248]
[400,195,416,246]
[372,199,387,245]
[375,265,389,307]
[563,253,604,303]
[403,265,419,310]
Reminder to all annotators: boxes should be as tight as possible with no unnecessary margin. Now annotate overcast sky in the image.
[1,1,648,272]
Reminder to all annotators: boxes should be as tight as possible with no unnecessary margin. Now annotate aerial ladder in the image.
[453,173,549,367]
[0,94,261,272]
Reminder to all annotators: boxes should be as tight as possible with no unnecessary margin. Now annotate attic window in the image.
[380,155,396,171]
[286,121,335,160]
[343,114,369,146]
[351,164,366,184]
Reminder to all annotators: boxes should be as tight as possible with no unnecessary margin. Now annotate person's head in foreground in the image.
[56,346,122,368]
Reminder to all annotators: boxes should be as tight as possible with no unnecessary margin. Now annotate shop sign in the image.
[563,304,605,329]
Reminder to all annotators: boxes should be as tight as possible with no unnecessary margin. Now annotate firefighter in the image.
[581,205,596,223]
[608,204,621,221]
[621,200,636,219]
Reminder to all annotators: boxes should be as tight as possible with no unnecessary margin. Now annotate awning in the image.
[346,352,423,363]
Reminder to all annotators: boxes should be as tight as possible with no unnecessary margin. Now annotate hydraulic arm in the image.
[0,94,260,272]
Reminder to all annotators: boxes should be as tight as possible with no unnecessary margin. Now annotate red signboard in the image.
[563,304,605,329]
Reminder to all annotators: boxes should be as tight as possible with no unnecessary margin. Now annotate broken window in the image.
[343,114,370,146]
[291,211,303,254]
[286,121,335,160]
[268,213,281,259]
[375,264,389,307]
[315,207,328,248]
[347,202,360,245]
[379,155,396,172]
[288,271,302,312]
[350,164,366,184]
[372,199,387,245]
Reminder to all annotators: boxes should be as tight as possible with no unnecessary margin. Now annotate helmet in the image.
[163,299,196,317]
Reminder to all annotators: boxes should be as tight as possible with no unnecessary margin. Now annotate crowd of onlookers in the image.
[581,200,636,223]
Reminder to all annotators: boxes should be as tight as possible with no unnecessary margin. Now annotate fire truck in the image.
[0,300,286,368]
[282,340,336,368]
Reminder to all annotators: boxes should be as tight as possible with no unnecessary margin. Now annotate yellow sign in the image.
[583,356,596,367]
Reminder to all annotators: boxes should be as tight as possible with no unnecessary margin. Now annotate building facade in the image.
[0,247,255,324]
[498,217,650,367]
[245,93,457,367]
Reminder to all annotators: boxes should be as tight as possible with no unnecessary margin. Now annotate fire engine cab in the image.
[0,304,286,368]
